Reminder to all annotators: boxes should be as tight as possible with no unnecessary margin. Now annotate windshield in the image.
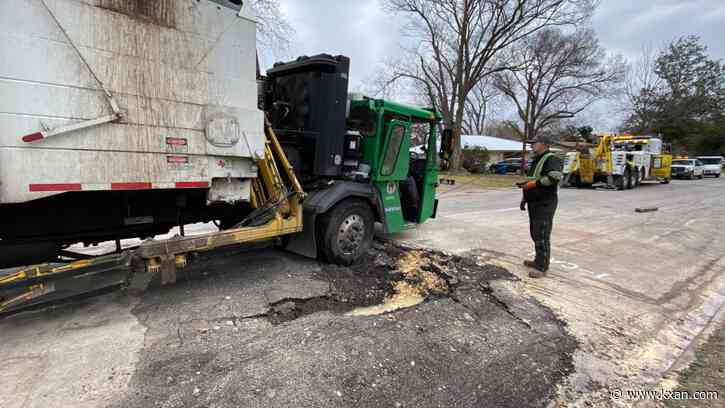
[698,158,722,165]
[672,160,694,166]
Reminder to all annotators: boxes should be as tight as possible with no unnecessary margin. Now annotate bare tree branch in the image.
[379,0,595,169]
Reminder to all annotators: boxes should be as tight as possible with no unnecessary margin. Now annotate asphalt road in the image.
[397,176,725,405]
[1,243,575,408]
[1,176,723,407]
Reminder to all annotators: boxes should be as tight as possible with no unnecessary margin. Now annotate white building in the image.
[462,135,531,164]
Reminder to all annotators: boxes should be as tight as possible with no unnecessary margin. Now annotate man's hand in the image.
[520,200,526,211]
[522,180,537,191]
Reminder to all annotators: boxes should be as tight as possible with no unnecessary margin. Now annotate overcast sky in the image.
[273,0,725,128]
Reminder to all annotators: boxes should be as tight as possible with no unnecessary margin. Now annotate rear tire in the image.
[717,173,721,178]
[615,175,625,190]
[317,199,374,266]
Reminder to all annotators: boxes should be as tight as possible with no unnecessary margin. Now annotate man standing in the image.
[519,135,563,278]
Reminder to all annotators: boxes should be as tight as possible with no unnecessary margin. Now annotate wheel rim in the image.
[337,214,365,255]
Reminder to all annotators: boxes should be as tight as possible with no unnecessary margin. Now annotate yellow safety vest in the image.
[528,152,554,180]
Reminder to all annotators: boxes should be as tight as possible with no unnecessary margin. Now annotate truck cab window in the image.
[382,124,406,176]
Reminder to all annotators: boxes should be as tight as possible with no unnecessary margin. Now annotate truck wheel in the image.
[640,168,646,185]
[717,173,721,178]
[317,199,374,266]
[661,178,670,184]
[614,175,625,190]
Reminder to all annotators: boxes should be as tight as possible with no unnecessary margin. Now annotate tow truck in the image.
[562,133,673,189]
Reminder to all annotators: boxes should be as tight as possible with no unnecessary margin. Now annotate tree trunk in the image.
[449,99,467,170]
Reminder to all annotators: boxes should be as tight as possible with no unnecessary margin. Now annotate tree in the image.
[250,0,294,67]
[624,36,725,153]
[493,27,623,168]
[381,0,596,169]
[462,79,499,135]
[621,45,661,132]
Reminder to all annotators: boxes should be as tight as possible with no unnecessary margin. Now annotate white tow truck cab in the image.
[696,156,723,178]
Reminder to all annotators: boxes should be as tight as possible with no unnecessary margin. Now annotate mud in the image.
[98,0,177,28]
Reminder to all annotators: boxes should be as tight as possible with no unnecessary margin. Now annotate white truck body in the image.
[0,0,264,204]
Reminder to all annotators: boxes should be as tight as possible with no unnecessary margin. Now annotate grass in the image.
[439,171,527,189]
[665,321,725,408]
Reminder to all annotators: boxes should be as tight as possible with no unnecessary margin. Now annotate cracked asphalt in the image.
[5,177,722,407]
[1,242,575,408]
[398,177,725,406]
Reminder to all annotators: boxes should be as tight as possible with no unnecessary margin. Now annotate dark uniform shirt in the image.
[524,150,563,204]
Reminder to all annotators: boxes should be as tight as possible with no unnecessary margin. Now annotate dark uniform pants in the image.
[527,199,557,271]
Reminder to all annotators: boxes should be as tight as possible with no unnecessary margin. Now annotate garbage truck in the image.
[0,0,447,313]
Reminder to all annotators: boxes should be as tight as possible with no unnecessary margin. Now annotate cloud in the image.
[593,0,725,60]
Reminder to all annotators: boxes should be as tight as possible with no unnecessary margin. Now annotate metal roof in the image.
[461,135,530,152]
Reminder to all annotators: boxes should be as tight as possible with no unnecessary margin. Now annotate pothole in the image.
[259,241,505,324]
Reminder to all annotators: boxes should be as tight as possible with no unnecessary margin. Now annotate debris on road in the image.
[635,207,659,213]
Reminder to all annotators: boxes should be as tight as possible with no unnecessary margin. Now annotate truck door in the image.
[415,123,438,224]
[374,119,410,232]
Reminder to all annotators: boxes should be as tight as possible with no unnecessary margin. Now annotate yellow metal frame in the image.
[137,120,306,277]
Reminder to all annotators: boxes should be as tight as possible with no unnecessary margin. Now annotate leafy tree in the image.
[625,36,725,154]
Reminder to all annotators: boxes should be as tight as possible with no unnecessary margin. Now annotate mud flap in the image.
[285,208,318,259]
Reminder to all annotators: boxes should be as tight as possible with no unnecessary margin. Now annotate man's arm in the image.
[536,156,563,187]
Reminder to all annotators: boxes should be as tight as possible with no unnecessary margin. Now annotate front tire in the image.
[317,199,374,266]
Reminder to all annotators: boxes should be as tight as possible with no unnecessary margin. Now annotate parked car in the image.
[696,156,723,178]
[491,158,532,174]
[670,159,705,179]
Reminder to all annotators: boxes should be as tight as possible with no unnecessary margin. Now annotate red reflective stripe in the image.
[29,183,82,192]
[111,182,152,190]
[175,181,209,188]
[166,156,189,164]
[22,132,45,143]
[166,137,188,146]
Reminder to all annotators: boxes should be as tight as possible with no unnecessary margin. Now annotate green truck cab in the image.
[265,54,445,264]
[350,97,441,232]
